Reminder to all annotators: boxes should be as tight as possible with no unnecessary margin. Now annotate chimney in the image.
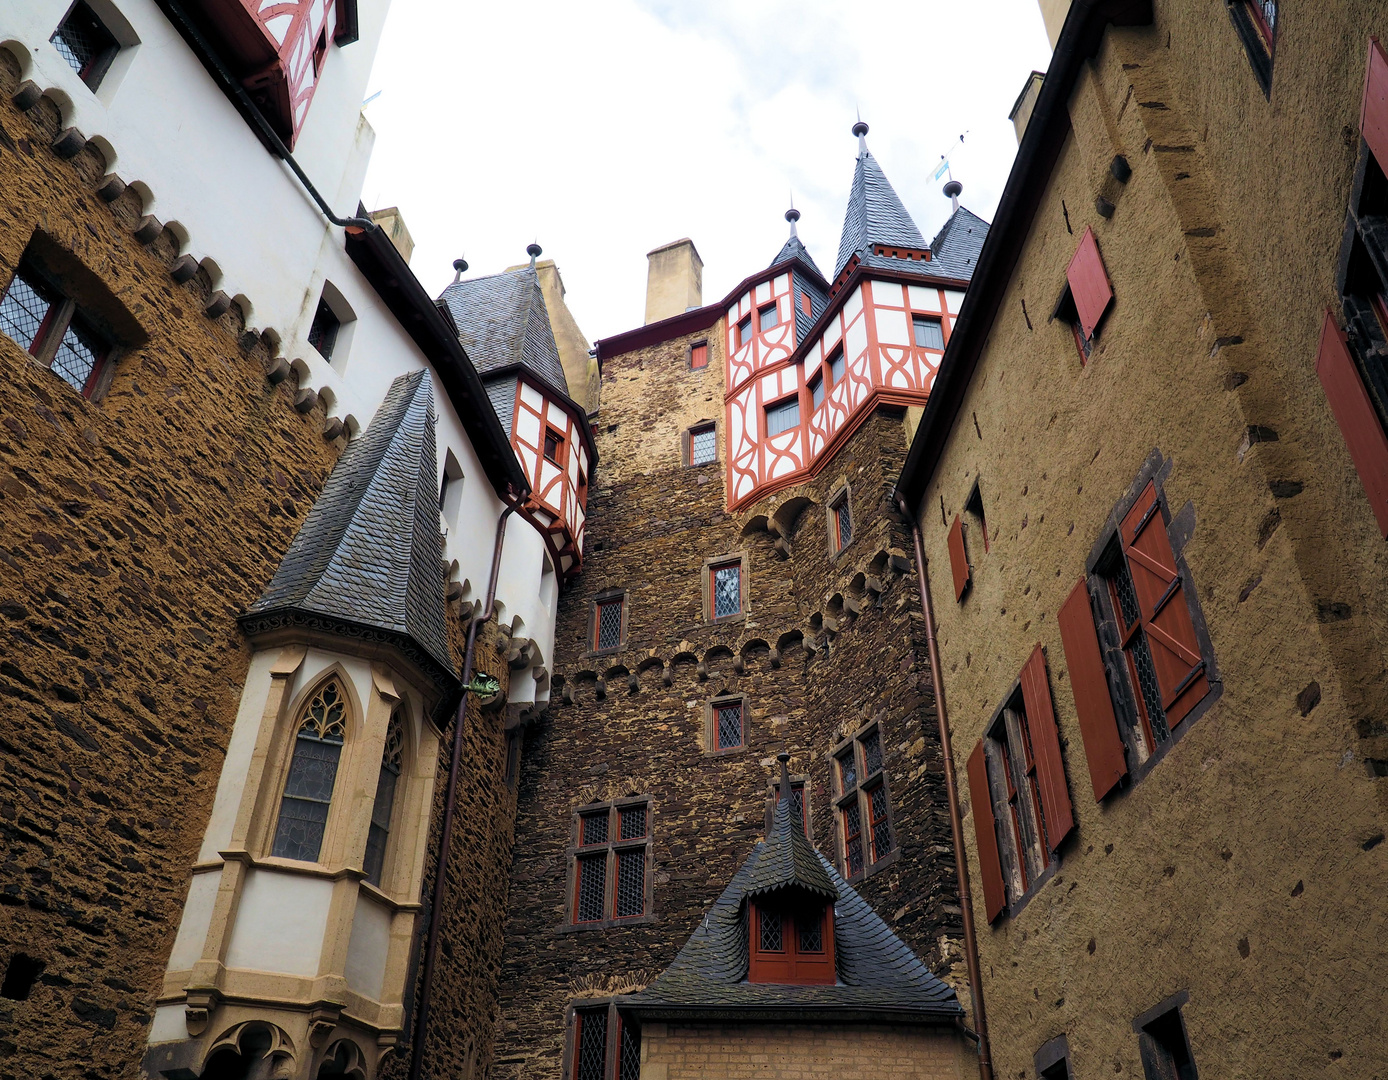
[368,207,415,264]
[644,238,703,325]
[1009,71,1046,145]
[1038,0,1071,48]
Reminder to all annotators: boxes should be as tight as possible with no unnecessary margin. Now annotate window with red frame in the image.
[713,698,744,751]
[544,427,565,465]
[570,1006,641,1080]
[690,341,709,369]
[0,261,113,399]
[593,596,624,652]
[709,560,742,620]
[833,727,893,879]
[570,801,650,925]
[830,490,853,553]
[1226,0,1276,94]
[747,901,835,984]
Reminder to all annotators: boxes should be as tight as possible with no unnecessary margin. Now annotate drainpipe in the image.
[893,490,993,1080]
[409,486,526,1080]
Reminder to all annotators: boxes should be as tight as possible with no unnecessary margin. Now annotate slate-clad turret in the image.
[835,120,930,277]
[240,368,457,691]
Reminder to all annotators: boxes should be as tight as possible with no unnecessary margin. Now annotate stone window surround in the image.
[703,692,750,755]
[1082,452,1222,792]
[762,772,812,840]
[585,588,629,657]
[1132,989,1197,1079]
[681,419,719,468]
[701,550,749,625]
[1034,1033,1074,1080]
[560,796,656,932]
[829,721,900,882]
[1226,0,1275,98]
[826,482,854,559]
[687,338,710,371]
[562,997,640,1080]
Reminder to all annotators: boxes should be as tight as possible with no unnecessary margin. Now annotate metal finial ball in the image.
[452,257,469,273]
[851,120,869,137]
[785,207,801,223]
[526,242,542,258]
[943,179,963,199]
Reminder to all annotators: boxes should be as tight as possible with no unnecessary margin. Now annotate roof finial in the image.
[777,752,792,806]
[526,241,542,270]
[943,178,963,213]
[852,110,869,156]
[785,202,800,240]
[451,256,468,284]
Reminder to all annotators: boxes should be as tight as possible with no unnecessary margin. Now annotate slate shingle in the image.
[438,267,570,398]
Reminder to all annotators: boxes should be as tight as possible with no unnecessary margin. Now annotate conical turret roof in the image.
[835,143,927,278]
[240,370,457,690]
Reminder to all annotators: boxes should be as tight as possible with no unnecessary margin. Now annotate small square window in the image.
[0,262,113,399]
[690,341,708,369]
[759,301,779,331]
[580,811,609,847]
[50,1,120,91]
[912,315,945,350]
[711,561,742,619]
[809,371,824,409]
[308,298,341,360]
[765,396,800,436]
[737,313,752,347]
[690,423,716,466]
[715,700,744,750]
[1135,996,1198,1080]
[594,597,623,652]
[544,428,565,464]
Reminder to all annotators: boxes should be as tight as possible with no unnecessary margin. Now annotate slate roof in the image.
[835,147,927,279]
[438,267,570,399]
[743,786,837,902]
[240,370,457,688]
[626,821,961,1022]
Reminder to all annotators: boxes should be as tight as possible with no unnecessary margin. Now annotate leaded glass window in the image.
[581,811,609,846]
[836,724,893,878]
[363,708,404,887]
[0,261,112,398]
[758,908,783,952]
[618,805,646,840]
[575,855,606,923]
[50,315,105,395]
[49,1,119,90]
[842,802,864,877]
[615,849,645,917]
[862,730,883,776]
[0,271,53,354]
[571,800,653,925]
[618,1019,641,1080]
[797,916,823,953]
[575,1010,608,1080]
[1111,559,1170,750]
[595,598,623,652]
[711,562,741,619]
[690,424,716,466]
[271,680,347,863]
[307,298,340,360]
[836,750,856,793]
[868,783,892,862]
[715,701,743,750]
[833,496,852,552]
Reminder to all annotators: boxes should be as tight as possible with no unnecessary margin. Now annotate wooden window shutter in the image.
[1066,226,1114,340]
[966,741,1007,923]
[1017,645,1075,850]
[1057,578,1128,801]
[1362,37,1388,172]
[947,514,971,600]
[1120,483,1208,728]
[1316,310,1388,536]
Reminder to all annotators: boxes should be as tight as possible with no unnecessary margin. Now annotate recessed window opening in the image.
[50,1,120,91]
[737,313,752,348]
[984,693,1049,904]
[690,423,716,466]
[544,427,565,465]
[1,952,45,1001]
[571,800,651,925]
[808,370,824,409]
[710,560,742,619]
[594,596,623,652]
[690,341,709,369]
[1227,0,1276,93]
[271,679,347,863]
[307,297,341,360]
[765,395,800,436]
[311,27,329,76]
[759,301,779,331]
[1,260,113,398]
[1136,996,1199,1080]
[965,482,989,554]
[715,698,744,750]
[828,344,845,385]
[439,451,464,526]
[504,729,523,791]
[830,490,852,553]
[363,707,403,887]
[912,314,945,350]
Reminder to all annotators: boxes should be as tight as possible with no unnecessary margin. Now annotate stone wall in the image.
[639,1022,969,1080]
[914,5,1388,1079]
[492,320,963,1080]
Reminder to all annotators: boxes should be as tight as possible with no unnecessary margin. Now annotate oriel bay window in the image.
[271,678,347,862]
[833,725,895,879]
[569,1003,640,1080]
[1057,476,1218,802]
[966,647,1074,922]
[569,799,652,927]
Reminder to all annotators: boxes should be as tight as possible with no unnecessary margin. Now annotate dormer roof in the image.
[743,782,837,903]
[438,267,570,400]
[240,370,457,693]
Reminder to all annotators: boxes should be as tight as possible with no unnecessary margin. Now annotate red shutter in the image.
[1316,310,1388,537]
[691,342,708,369]
[1363,37,1388,172]
[1057,578,1128,801]
[1018,645,1074,850]
[1066,226,1114,340]
[947,514,971,600]
[966,741,1006,923]
[1120,483,1209,728]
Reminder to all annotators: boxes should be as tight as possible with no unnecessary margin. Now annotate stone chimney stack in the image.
[644,238,703,324]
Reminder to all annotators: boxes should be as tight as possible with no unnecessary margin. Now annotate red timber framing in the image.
[199,0,352,146]
[508,376,593,578]
[747,901,836,984]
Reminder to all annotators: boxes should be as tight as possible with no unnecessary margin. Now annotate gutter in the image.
[895,0,1154,510]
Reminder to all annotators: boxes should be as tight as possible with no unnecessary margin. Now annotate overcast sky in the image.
[361,0,1053,345]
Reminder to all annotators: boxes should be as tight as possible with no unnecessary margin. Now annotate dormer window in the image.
[747,901,835,984]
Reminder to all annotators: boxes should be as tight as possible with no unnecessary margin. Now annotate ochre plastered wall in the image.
[492,320,964,1080]
[639,1022,969,1080]
[916,7,1388,1079]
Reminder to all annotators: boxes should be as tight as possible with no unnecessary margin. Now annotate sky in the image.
[360,0,1054,345]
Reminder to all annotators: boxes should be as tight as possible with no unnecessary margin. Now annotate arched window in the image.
[271,680,347,862]
[363,708,404,887]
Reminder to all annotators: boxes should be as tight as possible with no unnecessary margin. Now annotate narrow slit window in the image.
[765,396,800,436]
[271,680,347,863]
[912,315,945,349]
[831,493,852,553]
[965,483,989,554]
[363,708,404,887]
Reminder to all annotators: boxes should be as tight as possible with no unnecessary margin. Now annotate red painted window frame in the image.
[544,426,566,466]
[747,902,836,984]
[572,851,608,924]
[593,597,623,652]
[709,560,742,619]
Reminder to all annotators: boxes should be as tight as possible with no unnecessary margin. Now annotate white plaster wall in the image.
[198,650,276,861]
[224,868,332,976]
[166,868,221,972]
[343,890,392,1000]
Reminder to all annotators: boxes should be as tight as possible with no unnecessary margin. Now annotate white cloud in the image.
[361,0,1051,344]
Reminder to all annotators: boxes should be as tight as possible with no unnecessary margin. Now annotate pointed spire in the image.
[834,123,927,279]
[240,370,457,689]
[852,114,869,157]
[527,241,542,270]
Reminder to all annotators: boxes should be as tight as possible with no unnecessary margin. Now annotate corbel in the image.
[371,664,401,704]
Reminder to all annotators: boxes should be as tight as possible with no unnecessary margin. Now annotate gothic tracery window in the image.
[272,680,347,863]
[363,707,404,886]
